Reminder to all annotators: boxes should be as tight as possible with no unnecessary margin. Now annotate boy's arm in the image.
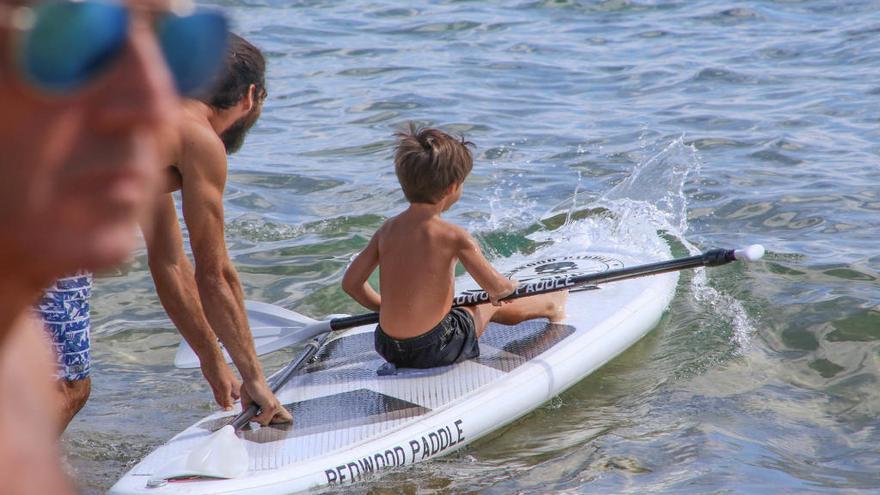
[455,228,517,305]
[342,233,382,312]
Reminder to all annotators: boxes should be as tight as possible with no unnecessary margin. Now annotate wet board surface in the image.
[111,245,678,495]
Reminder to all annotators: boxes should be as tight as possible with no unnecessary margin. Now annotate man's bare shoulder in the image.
[176,107,226,176]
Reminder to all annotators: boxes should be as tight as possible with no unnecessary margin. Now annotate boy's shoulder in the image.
[378,213,470,243]
[430,217,474,250]
[433,216,466,233]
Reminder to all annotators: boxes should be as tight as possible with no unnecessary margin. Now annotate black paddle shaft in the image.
[329,248,740,331]
[229,332,330,431]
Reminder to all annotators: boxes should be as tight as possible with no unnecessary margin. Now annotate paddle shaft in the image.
[329,248,742,331]
[229,332,330,431]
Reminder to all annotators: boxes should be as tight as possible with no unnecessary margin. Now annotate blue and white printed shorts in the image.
[37,273,92,382]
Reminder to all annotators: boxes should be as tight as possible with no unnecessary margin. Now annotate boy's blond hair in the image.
[394,124,474,204]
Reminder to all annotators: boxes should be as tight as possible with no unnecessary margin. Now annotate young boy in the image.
[342,125,568,369]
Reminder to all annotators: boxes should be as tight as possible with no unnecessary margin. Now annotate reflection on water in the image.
[65,0,880,493]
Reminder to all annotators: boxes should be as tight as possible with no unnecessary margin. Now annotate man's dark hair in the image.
[394,124,474,204]
[201,33,266,109]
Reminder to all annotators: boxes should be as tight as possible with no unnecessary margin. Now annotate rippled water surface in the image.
[66,1,880,493]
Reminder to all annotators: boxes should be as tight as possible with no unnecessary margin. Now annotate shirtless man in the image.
[145,34,290,425]
[0,0,216,490]
[342,126,567,369]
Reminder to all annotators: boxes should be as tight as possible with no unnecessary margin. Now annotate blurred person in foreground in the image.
[0,0,229,491]
[144,33,291,425]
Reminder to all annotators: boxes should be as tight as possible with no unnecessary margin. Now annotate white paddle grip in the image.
[733,244,765,262]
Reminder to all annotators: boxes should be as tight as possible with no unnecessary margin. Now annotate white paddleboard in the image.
[111,240,678,495]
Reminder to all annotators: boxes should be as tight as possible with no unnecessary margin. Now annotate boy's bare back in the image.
[374,208,467,338]
[343,197,522,339]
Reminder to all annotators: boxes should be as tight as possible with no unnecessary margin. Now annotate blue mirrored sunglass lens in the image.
[20,2,128,92]
[159,12,229,97]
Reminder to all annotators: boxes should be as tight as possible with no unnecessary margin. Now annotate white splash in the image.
[481,171,539,232]
[613,137,755,351]
[535,136,756,351]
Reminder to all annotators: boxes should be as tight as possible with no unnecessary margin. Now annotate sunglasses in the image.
[1,0,229,97]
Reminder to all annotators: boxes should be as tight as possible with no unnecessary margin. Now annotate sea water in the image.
[68,1,880,493]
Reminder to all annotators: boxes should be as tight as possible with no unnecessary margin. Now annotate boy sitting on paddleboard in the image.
[342,125,568,369]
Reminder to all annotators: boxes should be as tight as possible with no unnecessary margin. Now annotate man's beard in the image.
[220,105,262,155]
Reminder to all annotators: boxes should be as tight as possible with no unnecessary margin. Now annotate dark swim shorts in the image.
[374,308,480,369]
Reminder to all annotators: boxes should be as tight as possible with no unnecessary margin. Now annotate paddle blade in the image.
[149,425,248,482]
[173,301,321,369]
[186,425,249,478]
[174,325,308,369]
[244,300,319,327]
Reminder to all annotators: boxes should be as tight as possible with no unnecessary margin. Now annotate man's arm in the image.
[455,228,516,305]
[341,233,381,312]
[179,124,290,425]
[143,193,241,410]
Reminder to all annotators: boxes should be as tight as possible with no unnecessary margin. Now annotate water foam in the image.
[501,136,757,351]
[535,137,697,260]
[603,137,756,352]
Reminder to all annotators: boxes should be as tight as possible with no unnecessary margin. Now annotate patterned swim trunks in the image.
[36,273,92,381]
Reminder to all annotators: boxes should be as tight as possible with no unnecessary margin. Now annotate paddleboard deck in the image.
[111,245,678,495]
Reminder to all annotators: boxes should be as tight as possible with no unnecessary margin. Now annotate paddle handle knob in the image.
[733,244,765,262]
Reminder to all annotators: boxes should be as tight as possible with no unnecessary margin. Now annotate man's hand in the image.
[489,278,518,306]
[241,378,292,426]
[199,357,241,411]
